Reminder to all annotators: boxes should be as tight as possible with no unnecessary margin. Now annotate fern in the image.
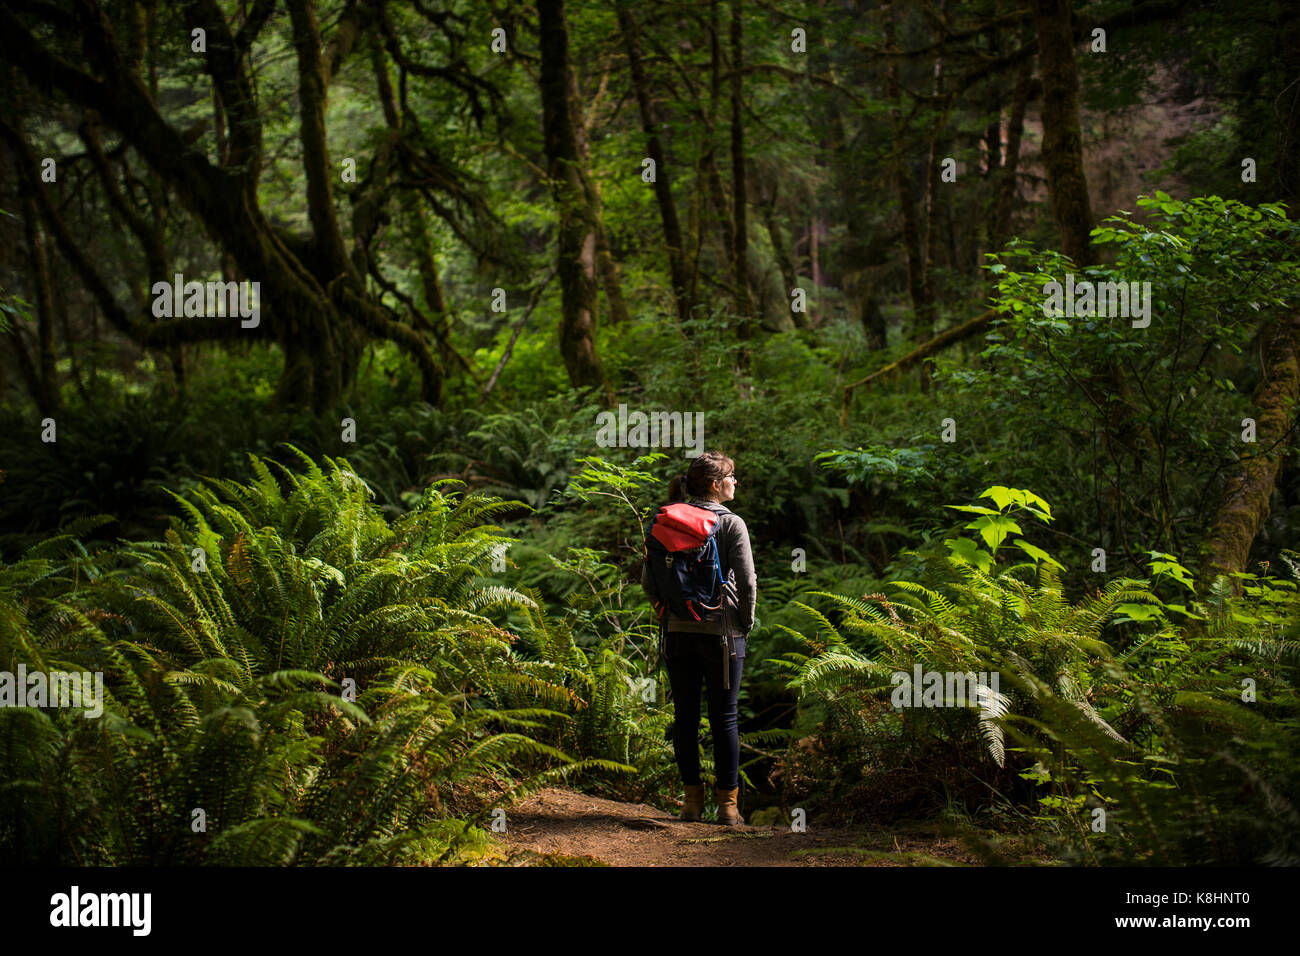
[0,449,626,866]
[778,487,1300,863]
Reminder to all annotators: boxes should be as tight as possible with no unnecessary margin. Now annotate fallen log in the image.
[840,309,997,426]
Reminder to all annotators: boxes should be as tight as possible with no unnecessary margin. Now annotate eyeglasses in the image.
[721,474,737,482]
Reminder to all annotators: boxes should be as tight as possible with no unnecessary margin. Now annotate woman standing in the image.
[642,452,757,825]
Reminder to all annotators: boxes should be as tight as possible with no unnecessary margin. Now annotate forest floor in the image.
[496,787,1004,867]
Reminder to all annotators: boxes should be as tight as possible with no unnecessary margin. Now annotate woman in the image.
[641,451,756,825]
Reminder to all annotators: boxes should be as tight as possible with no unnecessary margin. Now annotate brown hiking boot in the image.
[715,787,744,826]
[680,784,705,822]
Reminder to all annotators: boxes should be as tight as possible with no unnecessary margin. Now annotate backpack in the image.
[644,502,729,625]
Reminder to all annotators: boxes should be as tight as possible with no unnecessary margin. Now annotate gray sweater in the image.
[641,497,757,638]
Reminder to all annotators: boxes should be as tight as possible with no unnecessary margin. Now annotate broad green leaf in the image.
[966,515,1022,551]
[947,536,994,573]
[980,486,1015,511]
[1115,603,1161,622]
[1014,539,1065,570]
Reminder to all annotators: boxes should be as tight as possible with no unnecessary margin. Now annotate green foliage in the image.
[460,398,601,511]
[506,454,680,800]
[0,449,631,865]
[503,593,671,803]
[816,445,939,499]
[554,452,666,544]
[968,197,1300,579]
[0,392,194,551]
[776,487,1300,863]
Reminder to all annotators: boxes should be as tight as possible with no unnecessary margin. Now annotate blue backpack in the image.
[644,502,728,624]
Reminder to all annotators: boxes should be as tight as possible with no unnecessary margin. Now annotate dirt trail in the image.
[498,788,981,867]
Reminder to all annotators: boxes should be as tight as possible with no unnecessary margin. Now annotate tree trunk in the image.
[1278,4,1300,205]
[758,174,801,328]
[920,20,949,392]
[698,1,736,284]
[809,216,822,326]
[52,258,89,403]
[824,50,883,347]
[20,194,59,415]
[1033,0,1094,268]
[984,21,1002,179]
[615,5,695,326]
[885,4,934,377]
[729,0,753,338]
[1033,0,1153,489]
[566,59,630,327]
[860,294,887,351]
[992,56,1033,250]
[537,0,609,398]
[1199,314,1300,588]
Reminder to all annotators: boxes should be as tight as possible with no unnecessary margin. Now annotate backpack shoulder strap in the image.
[688,499,732,517]
[688,502,734,571]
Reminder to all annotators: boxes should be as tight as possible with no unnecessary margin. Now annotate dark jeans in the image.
[664,631,745,791]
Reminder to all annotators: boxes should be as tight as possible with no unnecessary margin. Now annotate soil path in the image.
[499,788,980,867]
